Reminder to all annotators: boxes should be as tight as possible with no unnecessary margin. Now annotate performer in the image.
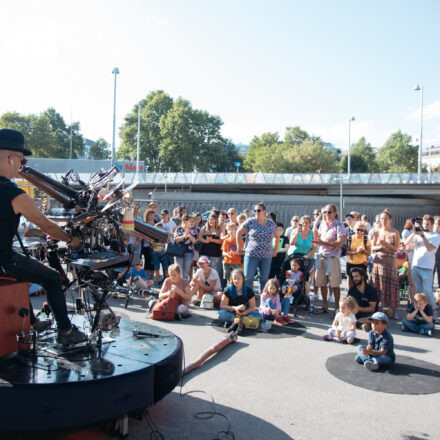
[0,128,87,346]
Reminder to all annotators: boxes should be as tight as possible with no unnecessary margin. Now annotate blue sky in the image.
[1,0,439,152]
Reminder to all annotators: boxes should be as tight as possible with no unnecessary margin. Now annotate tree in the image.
[118,90,174,170]
[284,126,321,147]
[43,108,84,158]
[0,109,84,158]
[243,132,287,172]
[89,137,111,159]
[283,140,341,173]
[376,131,418,172]
[340,137,378,173]
[119,91,239,172]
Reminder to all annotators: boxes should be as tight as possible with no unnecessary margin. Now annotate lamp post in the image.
[136,100,141,175]
[347,116,355,177]
[413,83,423,179]
[111,67,120,165]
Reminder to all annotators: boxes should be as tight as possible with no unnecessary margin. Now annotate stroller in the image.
[278,253,311,315]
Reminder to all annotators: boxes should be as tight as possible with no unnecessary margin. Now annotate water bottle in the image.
[309,304,314,314]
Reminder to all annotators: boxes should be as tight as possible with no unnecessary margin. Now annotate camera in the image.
[414,226,422,232]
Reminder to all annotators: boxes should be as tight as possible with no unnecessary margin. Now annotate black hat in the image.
[0,128,32,155]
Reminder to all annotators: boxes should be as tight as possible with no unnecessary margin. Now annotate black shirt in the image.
[407,303,433,324]
[0,176,24,263]
[223,285,255,308]
[200,231,222,257]
[348,283,378,318]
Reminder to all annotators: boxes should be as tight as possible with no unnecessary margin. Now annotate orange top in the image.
[221,237,243,265]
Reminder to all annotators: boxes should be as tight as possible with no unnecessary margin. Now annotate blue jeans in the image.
[176,252,194,280]
[152,251,170,272]
[266,298,290,316]
[412,266,436,309]
[355,345,393,367]
[217,309,262,322]
[202,255,222,279]
[244,255,272,293]
[402,317,434,333]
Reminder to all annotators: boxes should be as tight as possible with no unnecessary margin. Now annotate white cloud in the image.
[406,100,440,121]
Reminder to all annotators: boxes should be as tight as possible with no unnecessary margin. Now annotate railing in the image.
[27,158,440,185]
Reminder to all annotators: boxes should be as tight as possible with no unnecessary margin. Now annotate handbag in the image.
[151,295,181,321]
[165,242,186,257]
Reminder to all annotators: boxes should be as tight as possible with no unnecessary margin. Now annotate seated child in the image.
[259,278,291,325]
[118,260,154,291]
[323,297,357,343]
[402,292,434,336]
[217,269,262,324]
[281,258,304,303]
[355,312,395,371]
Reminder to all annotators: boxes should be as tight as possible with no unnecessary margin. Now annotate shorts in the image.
[152,251,170,271]
[315,256,341,288]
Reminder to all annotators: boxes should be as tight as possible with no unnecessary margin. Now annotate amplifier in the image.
[0,279,30,357]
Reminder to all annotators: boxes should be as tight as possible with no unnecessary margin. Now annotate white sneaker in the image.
[328,295,335,303]
[364,360,379,371]
[310,294,319,301]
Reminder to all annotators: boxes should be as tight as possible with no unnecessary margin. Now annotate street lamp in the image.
[347,116,355,177]
[413,83,423,179]
[136,100,142,175]
[111,67,120,165]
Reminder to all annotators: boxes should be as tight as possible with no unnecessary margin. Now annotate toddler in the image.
[260,278,291,325]
[402,292,435,336]
[323,297,357,343]
[281,259,303,303]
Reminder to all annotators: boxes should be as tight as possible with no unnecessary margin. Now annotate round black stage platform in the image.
[0,319,183,431]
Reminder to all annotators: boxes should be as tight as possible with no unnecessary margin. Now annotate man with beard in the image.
[347,267,378,332]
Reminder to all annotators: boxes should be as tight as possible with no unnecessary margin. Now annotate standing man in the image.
[312,204,346,315]
[404,215,440,320]
[344,213,356,237]
[0,129,87,346]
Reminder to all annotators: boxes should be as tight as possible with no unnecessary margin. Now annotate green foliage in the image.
[340,137,378,173]
[283,140,341,173]
[244,132,287,172]
[284,126,321,147]
[376,131,418,172]
[89,137,111,160]
[119,91,239,172]
[0,109,84,158]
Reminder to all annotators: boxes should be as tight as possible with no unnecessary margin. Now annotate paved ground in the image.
[30,281,440,440]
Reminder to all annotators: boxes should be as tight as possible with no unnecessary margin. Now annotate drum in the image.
[12,237,47,260]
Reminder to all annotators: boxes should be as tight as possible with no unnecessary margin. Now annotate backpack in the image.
[151,295,181,321]
[200,293,214,309]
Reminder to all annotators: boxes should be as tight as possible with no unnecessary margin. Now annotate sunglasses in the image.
[9,154,27,167]
[314,213,320,216]
[254,209,263,212]
[323,210,334,214]
[356,229,366,232]
[292,219,299,222]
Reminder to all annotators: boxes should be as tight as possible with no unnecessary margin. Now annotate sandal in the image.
[314,307,328,314]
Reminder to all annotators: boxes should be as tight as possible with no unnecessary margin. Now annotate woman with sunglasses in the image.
[346,221,371,289]
[198,212,223,277]
[237,203,280,293]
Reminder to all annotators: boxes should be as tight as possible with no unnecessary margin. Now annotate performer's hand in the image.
[70,236,81,249]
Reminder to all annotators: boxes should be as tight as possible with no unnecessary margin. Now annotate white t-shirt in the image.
[412,232,440,270]
[334,312,357,332]
[194,268,222,291]
[162,220,177,242]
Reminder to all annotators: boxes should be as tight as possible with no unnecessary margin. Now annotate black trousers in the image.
[1,251,71,332]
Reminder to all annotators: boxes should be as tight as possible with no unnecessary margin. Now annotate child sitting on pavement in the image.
[402,292,435,336]
[323,297,357,343]
[118,259,154,292]
[259,278,291,325]
[281,258,304,304]
[355,311,396,371]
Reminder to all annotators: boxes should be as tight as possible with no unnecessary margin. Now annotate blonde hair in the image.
[237,213,246,223]
[340,296,358,314]
[414,293,427,303]
[168,263,182,274]
[354,221,367,230]
[262,278,280,296]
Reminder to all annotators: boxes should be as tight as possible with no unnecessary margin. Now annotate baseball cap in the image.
[197,256,210,264]
[367,312,389,324]
[161,209,169,215]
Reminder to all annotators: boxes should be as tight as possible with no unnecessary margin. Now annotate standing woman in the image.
[237,203,280,292]
[141,209,156,279]
[198,212,223,277]
[174,214,199,280]
[371,210,400,318]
